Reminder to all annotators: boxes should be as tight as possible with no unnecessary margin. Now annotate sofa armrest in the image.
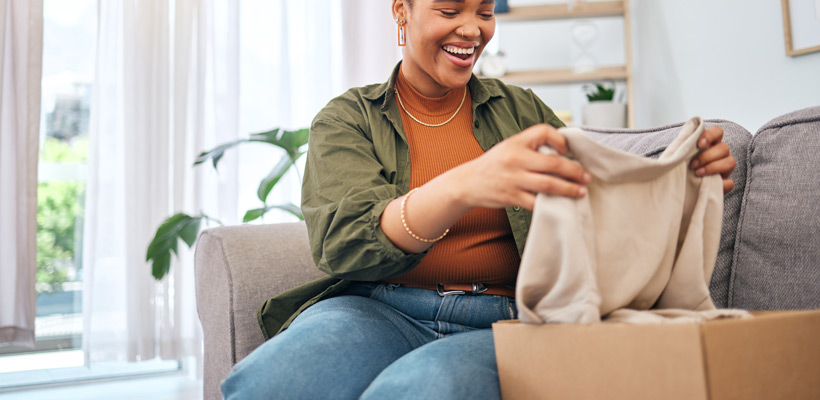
[194,221,325,400]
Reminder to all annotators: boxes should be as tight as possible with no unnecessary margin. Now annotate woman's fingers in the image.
[690,142,731,171]
[698,125,724,149]
[517,123,568,154]
[693,147,736,178]
[517,171,588,200]
[516,151,590,184]
[722,178,735,194]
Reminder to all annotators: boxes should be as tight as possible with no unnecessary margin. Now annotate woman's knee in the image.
[361,329,501,400]
[221,295,425,399]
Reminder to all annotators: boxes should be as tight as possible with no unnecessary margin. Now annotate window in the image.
[0,1,178,389]
[0,0,95,362]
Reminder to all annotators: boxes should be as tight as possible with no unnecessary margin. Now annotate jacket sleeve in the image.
[301,95,426,281]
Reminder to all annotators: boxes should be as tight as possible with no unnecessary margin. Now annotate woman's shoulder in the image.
[313,83,387,125]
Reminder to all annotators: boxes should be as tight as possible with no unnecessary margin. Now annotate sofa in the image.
[194,106,820,400]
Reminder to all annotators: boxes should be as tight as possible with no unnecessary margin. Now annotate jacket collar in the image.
[363,61,505,112]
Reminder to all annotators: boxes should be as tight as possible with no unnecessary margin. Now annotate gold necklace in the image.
[395,87,466,128]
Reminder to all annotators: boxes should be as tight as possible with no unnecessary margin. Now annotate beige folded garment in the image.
[516,117,747,324]
[604,308,752,324]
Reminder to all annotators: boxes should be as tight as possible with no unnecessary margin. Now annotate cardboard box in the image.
[493,309,820,400]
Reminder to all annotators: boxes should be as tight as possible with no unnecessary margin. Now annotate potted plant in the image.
[145,127,308,280]
[582,82,626,128]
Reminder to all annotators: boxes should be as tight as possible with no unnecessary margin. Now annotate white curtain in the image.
[237,0,400,215]
[82,0,397,364]
[83,0,239,364]
[338,1,403,90]
[0,0,43,349]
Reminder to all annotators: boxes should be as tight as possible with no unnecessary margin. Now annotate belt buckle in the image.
[471,283,488,295]
[436,283,488,296]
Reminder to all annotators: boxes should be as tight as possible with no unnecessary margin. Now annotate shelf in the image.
[496,1,624,22]
[497,66,627,85]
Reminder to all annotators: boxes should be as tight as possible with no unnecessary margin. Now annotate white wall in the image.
[501,0,820,131]
[631,0,820,131]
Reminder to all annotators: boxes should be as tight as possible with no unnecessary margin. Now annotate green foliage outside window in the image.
[36,137,87,294]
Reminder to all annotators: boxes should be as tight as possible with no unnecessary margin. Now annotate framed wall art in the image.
[781,0,820,56]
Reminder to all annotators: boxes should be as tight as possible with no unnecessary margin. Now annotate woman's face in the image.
[394,0,496,97]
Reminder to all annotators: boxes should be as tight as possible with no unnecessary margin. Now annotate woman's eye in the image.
[480,13,494,18]
[440,10,458,17]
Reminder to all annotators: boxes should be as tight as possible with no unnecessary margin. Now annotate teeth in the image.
[443,45,475,55]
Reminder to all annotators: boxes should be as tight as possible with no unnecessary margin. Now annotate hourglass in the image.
[571,19,599,74]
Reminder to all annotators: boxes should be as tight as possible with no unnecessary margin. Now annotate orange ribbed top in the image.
[387,70,520,286]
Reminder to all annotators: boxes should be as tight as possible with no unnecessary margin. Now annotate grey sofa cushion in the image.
[730,106,820,310]
[582,120,753,308]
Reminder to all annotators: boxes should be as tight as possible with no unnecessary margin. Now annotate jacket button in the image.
[474,120,480,128]
[513,206,521,212]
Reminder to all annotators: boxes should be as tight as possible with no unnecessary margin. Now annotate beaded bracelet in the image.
[400,188,450,243]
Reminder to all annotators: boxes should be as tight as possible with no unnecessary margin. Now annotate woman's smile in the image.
[441,42,479,67]
[394,0,496,97]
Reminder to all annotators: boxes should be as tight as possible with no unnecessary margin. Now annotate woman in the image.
[222,0,736,398]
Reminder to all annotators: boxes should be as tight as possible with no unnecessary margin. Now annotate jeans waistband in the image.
[342,282,517,330]
[396,283,516,298]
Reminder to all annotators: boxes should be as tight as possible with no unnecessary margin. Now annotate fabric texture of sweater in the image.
[516,117,745,324]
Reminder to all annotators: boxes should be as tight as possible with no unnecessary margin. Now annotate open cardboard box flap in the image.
[492,309,820,400]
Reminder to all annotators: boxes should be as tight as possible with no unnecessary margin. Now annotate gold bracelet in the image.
[400,188,450,243]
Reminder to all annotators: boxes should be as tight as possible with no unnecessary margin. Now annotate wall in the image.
[631,0,820,131]
[502,0,820,131]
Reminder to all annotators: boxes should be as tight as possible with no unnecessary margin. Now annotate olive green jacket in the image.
[257,63,564,339]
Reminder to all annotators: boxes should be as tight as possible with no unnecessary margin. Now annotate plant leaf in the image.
[194,138,252,169]
[243,203,304,222]
[151,251,172,281]
[250,128,309,160]
[146,213,189,261]
[146,213,204,281]
[179,217,202,247]
[257,156,296,203]
[584,82,616,102]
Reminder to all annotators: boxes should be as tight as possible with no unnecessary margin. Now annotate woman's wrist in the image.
[378,172,474,254]
[435,162,477,212]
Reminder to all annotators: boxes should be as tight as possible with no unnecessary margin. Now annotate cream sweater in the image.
[516,117,746,324]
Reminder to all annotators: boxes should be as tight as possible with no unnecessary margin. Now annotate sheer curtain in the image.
[82,0,399,365]
[237,0,400,215]
[0,0,43,349]
[83,0,239,364]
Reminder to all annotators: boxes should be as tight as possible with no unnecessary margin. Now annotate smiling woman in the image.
[220,0,574,397]
[219,0,736,399]
[397,0,496,97]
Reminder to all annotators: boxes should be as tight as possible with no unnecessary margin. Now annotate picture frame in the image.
[781,0,820,56]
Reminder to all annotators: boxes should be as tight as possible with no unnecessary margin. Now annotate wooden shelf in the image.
[493,0,634,127]
[496,1,624,22]
[497,66,627,85]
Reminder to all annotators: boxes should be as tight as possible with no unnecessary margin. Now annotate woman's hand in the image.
[449,123,591,211]
[689,126,736,194]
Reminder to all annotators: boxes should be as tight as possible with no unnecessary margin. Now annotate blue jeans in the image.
[221,282,517,399]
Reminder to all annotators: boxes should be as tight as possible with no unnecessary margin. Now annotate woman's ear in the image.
[392,0,408,23]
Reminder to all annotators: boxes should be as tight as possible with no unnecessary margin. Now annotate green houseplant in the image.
[583,82,616,102]
[146,127,309,280]
[582,81,626,128]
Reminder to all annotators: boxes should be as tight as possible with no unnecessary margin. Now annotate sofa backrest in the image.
[729,106,820,310]
[581,119,753,308]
